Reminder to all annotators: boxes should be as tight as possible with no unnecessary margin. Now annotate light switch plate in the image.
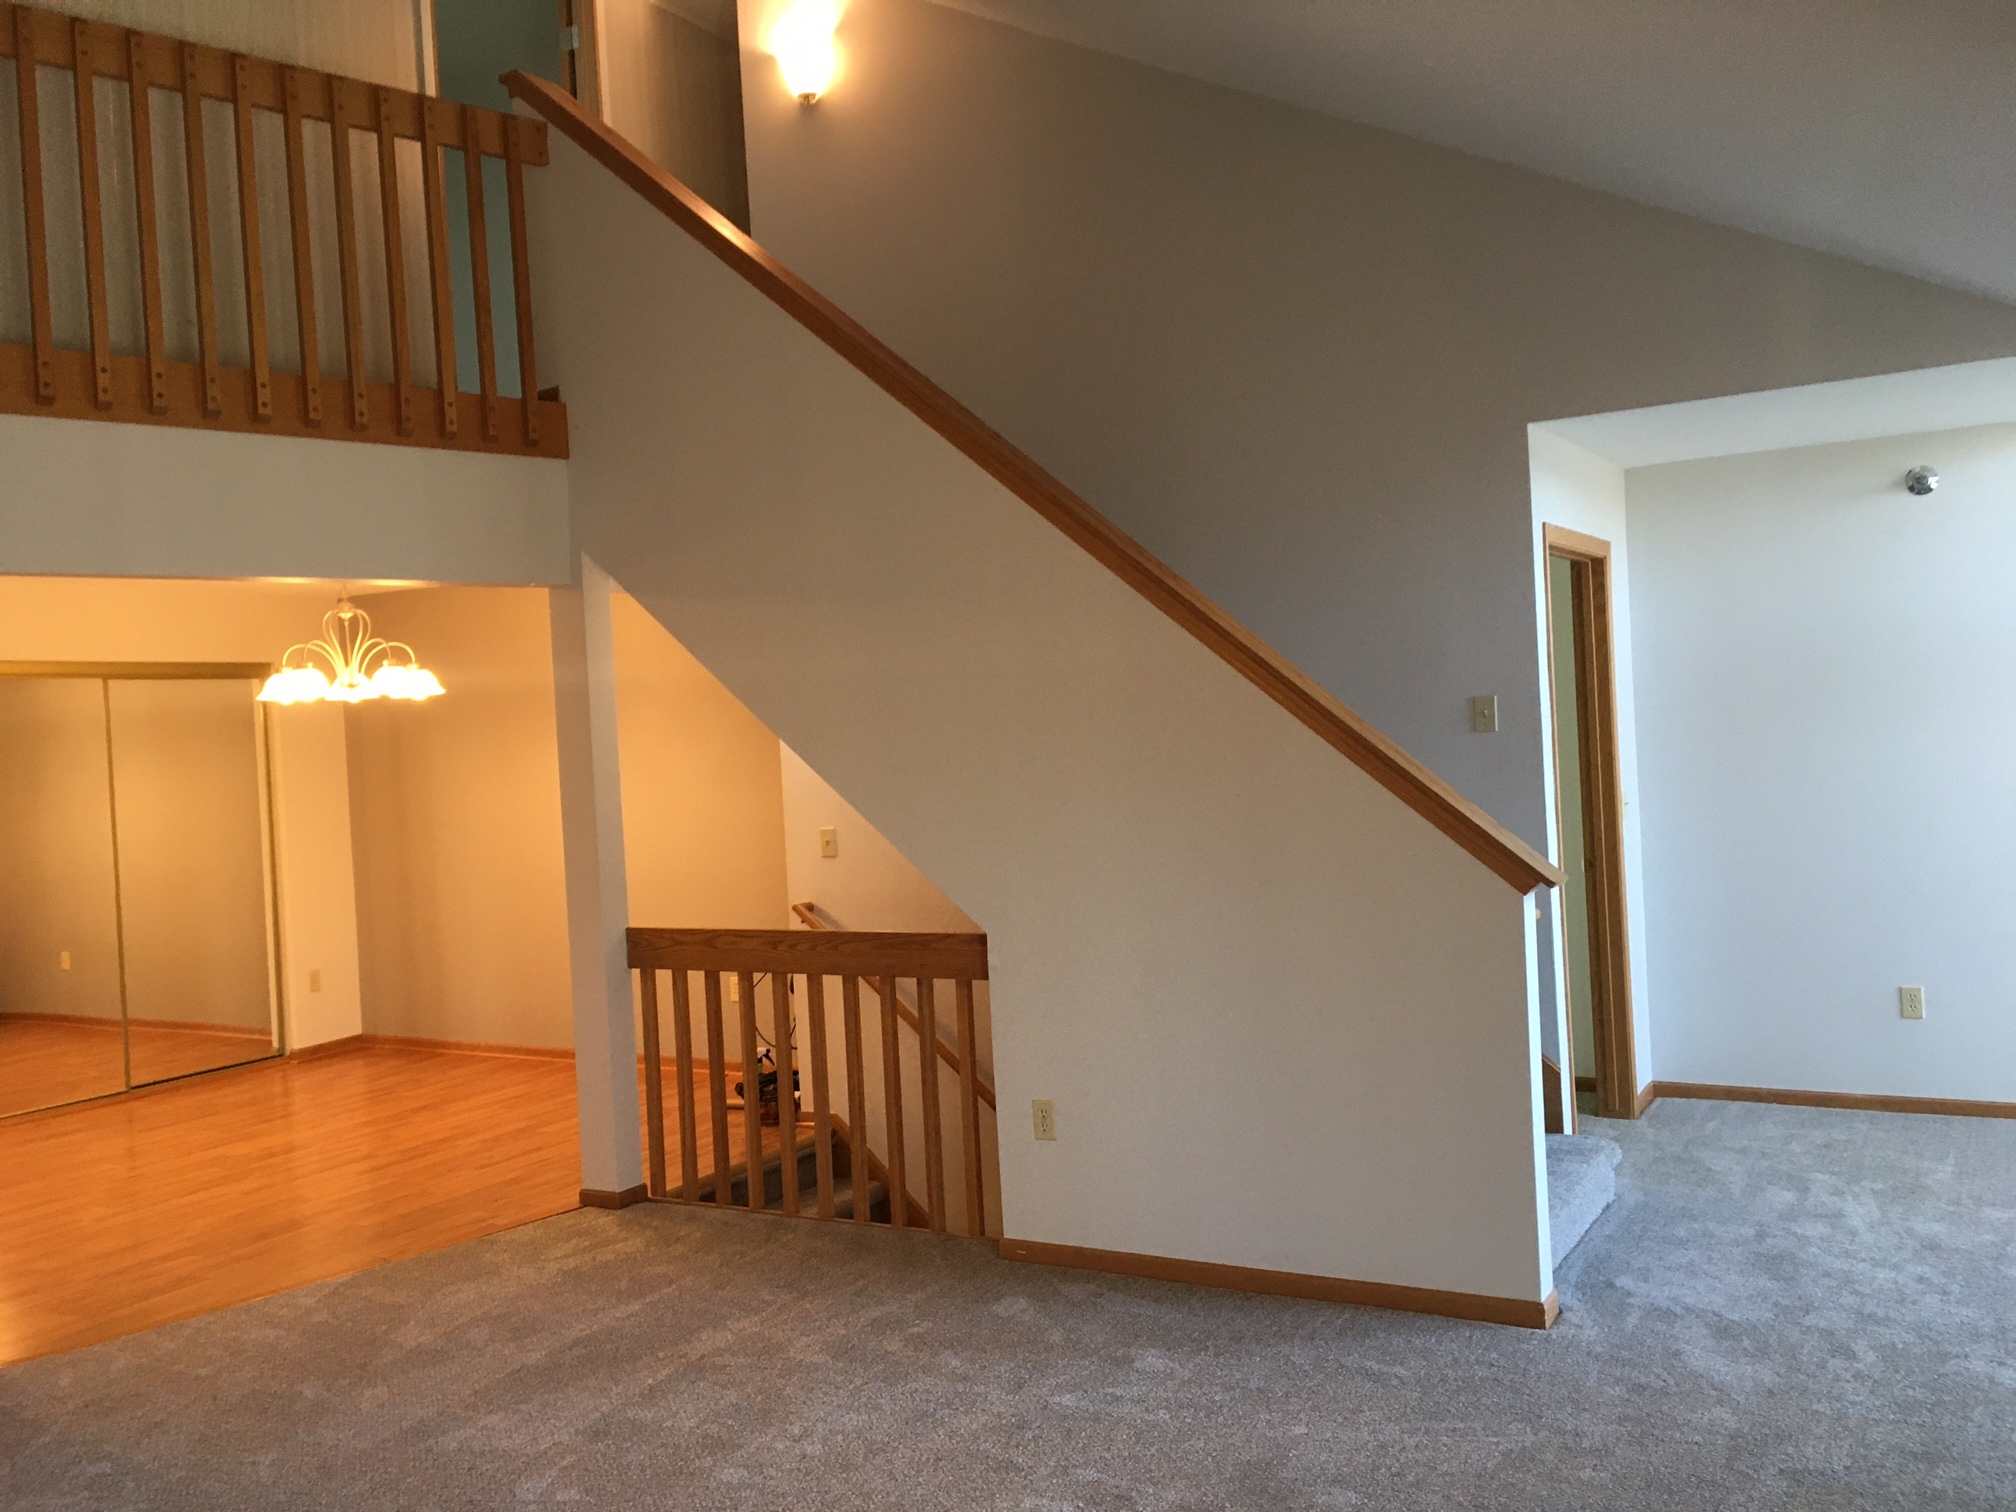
[1471,695,1499,734]
[819,826,838,858]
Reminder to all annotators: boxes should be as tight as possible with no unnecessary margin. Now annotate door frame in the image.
[1541,526,1639,1119]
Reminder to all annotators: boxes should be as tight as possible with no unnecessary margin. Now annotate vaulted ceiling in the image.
[931,0,2016,305]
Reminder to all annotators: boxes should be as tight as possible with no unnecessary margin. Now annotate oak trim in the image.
[579,1183,648,1209]
[1544,526,1638,1118]
[505,70,1560,897]
[1648,1082,2016,1121]
[1000,1238,1558,1329]
[0,342,569,455]
[627,927,989,979]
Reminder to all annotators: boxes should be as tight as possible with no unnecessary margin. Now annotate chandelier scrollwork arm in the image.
[258,596,446,705]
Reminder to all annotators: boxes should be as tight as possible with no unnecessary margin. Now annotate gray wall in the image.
[734,0,2016,853]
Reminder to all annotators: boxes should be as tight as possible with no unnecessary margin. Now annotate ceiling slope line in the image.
[504,70,1560,895]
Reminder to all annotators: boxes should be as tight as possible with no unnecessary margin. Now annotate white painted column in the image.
[550,554,643,1203]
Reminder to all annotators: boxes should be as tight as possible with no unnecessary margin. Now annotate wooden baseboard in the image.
[352,1033,575,1061]
[1635,1082,1657,1117]
[580,1184,649,1209]
[999,1238,1557,1330]
[1649,1081,2016,1120]
[288,1034,369,1061]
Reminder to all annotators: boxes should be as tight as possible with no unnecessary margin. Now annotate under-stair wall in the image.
[529,97,1559,1317]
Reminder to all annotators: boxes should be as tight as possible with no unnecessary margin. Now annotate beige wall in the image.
[348,586,574,1047]
[600,0,751,227]
[615,593,786,929]
[347,585,793,1049]
[0,576,362,1048]
[733,0,2016,861]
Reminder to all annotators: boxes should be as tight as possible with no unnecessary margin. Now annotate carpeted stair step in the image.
[1546,1132,1622,1266]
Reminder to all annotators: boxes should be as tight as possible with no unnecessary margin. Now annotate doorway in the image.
[0,665,282,1119]
[1543,528,1638,1120]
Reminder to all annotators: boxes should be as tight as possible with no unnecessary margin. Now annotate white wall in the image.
[781,742,978,934]
[1527,429,1653,1091]
[1627,423,2016,1103]
[535,128,1552,1304]
[0,417,570,587]
[732,0,2016,868]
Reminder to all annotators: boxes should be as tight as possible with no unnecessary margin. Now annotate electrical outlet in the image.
[819,826,839,859]
[308,968,323,994]
[1470,695,1499,734]
[1031,1099,1057,1140]
[59,950,71,972]
[1899,986,1926,1021]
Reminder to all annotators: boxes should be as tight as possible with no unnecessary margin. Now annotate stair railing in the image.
[1,3,566,453]
[628,926,998,1238]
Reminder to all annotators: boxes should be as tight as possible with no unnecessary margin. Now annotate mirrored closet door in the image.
[0,667,280,1118]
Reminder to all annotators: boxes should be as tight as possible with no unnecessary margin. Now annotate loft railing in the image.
[0,4,567,454]
[629,926,999,1239]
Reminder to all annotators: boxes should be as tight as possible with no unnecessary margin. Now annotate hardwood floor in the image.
[0,1016,279,1118]
[0,1044,582,1366]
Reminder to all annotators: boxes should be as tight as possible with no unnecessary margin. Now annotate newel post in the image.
[550,555,645,1206]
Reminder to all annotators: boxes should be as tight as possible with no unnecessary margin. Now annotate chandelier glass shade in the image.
[257,596,445,706]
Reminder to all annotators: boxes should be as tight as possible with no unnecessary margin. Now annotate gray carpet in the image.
[1545,1131,1622,1266]
[4,1099,2015,1510]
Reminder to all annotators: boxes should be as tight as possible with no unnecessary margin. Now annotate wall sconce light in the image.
[770,1,841,103]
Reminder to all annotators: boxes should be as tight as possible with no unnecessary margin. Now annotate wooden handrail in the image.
[632,927,996,1237]
[790,904,996,1110]
[0,5,566,455]
[628,926,987,979]
[506,70,1562,895]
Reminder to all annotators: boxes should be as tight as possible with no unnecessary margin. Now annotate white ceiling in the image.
[929,0,2016,306]
[1539,358,2016,469]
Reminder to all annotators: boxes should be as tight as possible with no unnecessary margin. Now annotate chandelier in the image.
[256,595,445,705]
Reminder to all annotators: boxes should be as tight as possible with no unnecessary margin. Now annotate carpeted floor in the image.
[3,1098,2013,1510]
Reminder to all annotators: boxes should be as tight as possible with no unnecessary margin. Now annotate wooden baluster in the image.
[278,67,320,425]
[771,971,798,1216]
[639,967,665,1200]
[736,971,762,1212]
[71,20,111,410]
[669,967,699,1202]
[703,971,731,1205]
[180,42,221,418]
[14,8,54,405]
[956,977,984,1238]
[878,974,907,1228]
[841,974,867,1224]
[460,103,499,442]
[326,80,367,429]
[417,96,457,438]
[373,86,412,435]
[916,977,947,1233]
[229,56,271,421]
[127,33,168,413]
[805,972,835,1219]
[503,115,540,447]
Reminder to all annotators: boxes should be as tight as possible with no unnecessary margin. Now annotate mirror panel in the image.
[108,678,278,1087]
[0,678,128,1116]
